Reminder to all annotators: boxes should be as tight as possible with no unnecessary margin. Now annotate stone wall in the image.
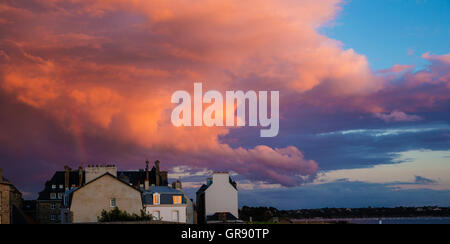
[36,200,62,224]
[70,174,142,223]
[0,183,11,224]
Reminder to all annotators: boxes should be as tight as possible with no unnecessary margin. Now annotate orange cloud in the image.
[0,0,449,186]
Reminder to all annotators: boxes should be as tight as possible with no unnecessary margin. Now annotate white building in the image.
[142,186,190,223]
[196,172,239,224]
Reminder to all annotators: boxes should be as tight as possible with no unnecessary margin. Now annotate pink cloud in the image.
[374,111,422,123]
[377,64,414,74]
[0,0,449,188]
[422,52,450,64]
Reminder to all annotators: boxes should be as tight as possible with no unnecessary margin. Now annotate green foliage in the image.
[98,207,153,222]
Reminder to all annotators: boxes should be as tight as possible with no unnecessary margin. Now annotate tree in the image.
[98,207,153,222]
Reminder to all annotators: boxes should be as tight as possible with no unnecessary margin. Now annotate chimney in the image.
[78,166,83,187]
[155,160,160,173]
[172,179,182,190]
[64,166,71,190]
[145,160,149,182]
[206,177,213,186]
[155,160,160,186]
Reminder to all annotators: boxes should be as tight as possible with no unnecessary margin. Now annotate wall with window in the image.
[145,205,187,223]
[70,174,142,223]
[36,201,61,224]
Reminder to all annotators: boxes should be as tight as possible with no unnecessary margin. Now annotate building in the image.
[172,179,196,224]
[196,172,239,224]
[0,168,24,224]
[36,166,84,224]
[22,200,37,223]
[142,186,188,223]
[36,160,168,224]
[64,172,143,223]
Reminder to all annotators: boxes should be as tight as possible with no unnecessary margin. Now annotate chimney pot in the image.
[78,166,83,187]
[155,160,161,186]
[145,160,149,181]
[64,165,71,190]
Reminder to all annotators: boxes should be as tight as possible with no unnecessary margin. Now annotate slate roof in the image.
[38,167,168,201]
[142,186,186,205]
[38,171,85,200]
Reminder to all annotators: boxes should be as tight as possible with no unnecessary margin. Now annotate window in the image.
[153,193,160,205]
[50,193,57,199]
[51,185,56,189]
[50,203,56,209]
[173,196,182,205]
[59,184,64,189]
[152,211,160,220]
[58,193,63,199]
[71,184,76,189]
[110,198,116,208]
[50,215,56,221]
[172,210,179,222]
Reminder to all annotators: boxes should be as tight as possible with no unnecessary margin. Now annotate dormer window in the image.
[153,193,160,205]
[173,196,182,205]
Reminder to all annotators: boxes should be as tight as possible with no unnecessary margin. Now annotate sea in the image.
[343,217,450,224]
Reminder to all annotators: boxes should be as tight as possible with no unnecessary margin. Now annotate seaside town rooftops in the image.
[37,161,169,201]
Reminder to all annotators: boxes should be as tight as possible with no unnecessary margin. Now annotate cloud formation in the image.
[374,110,422,123]
[0,0,449,192]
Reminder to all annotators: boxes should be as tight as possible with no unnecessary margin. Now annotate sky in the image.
[0,0,449,209]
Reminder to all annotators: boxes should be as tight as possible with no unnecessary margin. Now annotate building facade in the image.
[36,160,168,223]
[172,180,196,224]
[36,166,84,224]
[68,173,143,223]
[196,172,239,224]
[0,168,23,224]
[143,186,188,223]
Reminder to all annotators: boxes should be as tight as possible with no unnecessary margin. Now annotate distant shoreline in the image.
[240,206,450,223]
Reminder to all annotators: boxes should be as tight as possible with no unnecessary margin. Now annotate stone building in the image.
[65,172,143,223]
[0,168,24,224]
[36,166,84,224]
[36,160,168,223]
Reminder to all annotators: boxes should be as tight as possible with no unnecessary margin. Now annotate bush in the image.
[98,207,153,222]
